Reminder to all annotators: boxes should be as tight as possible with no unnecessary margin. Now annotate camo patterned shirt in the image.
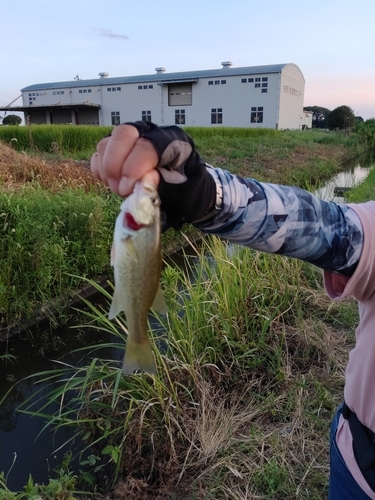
[197,167,364,278]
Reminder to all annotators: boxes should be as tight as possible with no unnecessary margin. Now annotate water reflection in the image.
[315,151,375,202]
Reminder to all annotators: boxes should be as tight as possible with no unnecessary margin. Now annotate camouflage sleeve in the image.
[197,168,363,277]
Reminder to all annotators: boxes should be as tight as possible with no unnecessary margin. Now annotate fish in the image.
[109,180,167,375]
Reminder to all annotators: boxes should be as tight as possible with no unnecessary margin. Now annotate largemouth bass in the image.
[109,180,167,375]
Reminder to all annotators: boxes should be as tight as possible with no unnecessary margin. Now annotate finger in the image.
[90,136,110,182]
[142,170,160,189]
[118,137,159,196]
[101,125,140,183]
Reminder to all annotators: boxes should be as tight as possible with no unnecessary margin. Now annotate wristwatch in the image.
[193,167,223,224]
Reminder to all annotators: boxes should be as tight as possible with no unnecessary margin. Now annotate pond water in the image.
[0,311,120,490]
[0,150,374,491]
[315,150,375,202]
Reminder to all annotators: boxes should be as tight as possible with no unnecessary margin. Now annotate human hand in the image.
[91,122,216,228]
[90,123,159,197]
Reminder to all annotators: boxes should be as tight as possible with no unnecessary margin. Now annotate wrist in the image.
[193,167,223,224]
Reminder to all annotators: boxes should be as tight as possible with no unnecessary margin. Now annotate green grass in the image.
[347,157,375,202]
[0,125,112,159]
[0,184,120,325]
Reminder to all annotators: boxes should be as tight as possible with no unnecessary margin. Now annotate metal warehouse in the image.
[1,62,312,129]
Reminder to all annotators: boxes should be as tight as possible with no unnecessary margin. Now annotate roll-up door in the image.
[168,83,192,106]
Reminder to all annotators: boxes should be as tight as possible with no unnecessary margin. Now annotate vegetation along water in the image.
[0,120,375,499]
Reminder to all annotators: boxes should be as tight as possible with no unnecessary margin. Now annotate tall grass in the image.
[0,185,120,325]
[0,125,370,166]
[16,236,358,499]
[0,125,112,158]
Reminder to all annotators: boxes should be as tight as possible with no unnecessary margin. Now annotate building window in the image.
[142,110,152,122]
[255,83,261,88]
[251,107,263,123]
[241,78,247,83]
[111,111,120,125]
[138,85,142,90]
[117,87,121,91]
[248,78,254,83]
[215,80,220,85]
[262,82,268,87]
[175,109,185,125]
[255,77,261,82]
[221,80,226,84]
[211,108,223,124]
[208,81,214,85]
[261,88,267,93]
[262,77,268,82]
[149,85,153,89]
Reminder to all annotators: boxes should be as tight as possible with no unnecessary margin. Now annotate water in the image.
[314,151,375,202]
[1,151,374,491]
[0,309,121,490]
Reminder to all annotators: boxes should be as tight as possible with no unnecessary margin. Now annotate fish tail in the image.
[122,337,157,375]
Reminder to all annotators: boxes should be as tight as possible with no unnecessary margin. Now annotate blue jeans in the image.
[329,404,372,499]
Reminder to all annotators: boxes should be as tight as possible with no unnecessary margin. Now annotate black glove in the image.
[127,121,216,230]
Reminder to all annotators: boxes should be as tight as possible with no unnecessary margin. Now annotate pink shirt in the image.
[324,201,375,498]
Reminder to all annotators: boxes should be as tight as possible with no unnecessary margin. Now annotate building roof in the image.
[21,63,291,92]
[0,103,100,112]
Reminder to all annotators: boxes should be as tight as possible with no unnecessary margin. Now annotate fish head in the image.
[118,181,160,234]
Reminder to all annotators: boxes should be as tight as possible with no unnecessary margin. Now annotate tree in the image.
[303,106,331,128]
[327,105,355,131]
[2,114,22,126]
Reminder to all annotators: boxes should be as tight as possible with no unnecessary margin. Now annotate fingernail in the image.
[107,177,119,194]
[118,177,131,196]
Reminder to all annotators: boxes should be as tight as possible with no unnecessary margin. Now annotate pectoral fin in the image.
[151,284,168,315]
[124,236,138,262]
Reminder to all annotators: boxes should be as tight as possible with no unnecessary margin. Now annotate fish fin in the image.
[151,284,168,315]
[108,288,123,320]
[124,236,138,262]
[122,337,157,375]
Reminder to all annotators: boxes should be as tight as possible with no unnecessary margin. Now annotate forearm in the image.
[196,168,363,277]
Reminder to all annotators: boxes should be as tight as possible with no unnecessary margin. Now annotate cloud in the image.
[94,28,130,41]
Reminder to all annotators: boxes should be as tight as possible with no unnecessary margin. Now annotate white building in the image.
[1,62,312,129]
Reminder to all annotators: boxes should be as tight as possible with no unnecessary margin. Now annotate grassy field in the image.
[0,125,374,499]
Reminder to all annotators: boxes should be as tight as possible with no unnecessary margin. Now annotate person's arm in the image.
[196,168,363,278]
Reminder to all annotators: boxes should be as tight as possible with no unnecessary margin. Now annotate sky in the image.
[1,0,374,120]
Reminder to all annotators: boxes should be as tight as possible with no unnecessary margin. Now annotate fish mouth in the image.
[123,212,144,231]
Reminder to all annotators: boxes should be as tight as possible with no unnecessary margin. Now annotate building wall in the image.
[278,64,306,130]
